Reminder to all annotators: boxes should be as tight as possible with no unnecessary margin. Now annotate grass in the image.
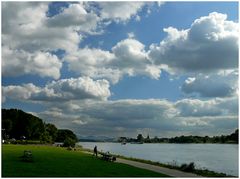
[2,144,169,177]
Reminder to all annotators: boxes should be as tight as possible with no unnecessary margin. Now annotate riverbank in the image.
[82,147,235,177]
[2,144,168,177]
[80,142,238,177]
[115,154,235,177]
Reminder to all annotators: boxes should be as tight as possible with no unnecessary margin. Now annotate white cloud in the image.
[2,2,48,35]
[65,47,123,84]
[127,32,135,38]
[72,119,87,125]
[98,2,145,22]
[2,77,111,102]
[2,2,97,53]
[65,12,238,84]
[2,83,40,101]
[65,38,161,83]
[149,12,239,73]
[2,2,156,79]
[182,70,238,97]
[46,3,99,33]
[2,2,82,79]
[2,46,62,79]
[175,97,238,117]
[111,38,149,69]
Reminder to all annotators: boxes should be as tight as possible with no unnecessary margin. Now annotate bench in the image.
[100,152,116,162]
[21,150,33,162]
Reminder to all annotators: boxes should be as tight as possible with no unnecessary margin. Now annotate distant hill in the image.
[79,135,116,142]
[2,108,77,143]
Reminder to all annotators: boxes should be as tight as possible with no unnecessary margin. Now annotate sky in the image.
[1,1,239,138]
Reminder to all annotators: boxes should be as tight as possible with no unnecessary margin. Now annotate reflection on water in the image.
[79,142,238,176]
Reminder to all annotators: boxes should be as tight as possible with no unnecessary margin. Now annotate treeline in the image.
[2,109,78,146]
[118,130,239,144]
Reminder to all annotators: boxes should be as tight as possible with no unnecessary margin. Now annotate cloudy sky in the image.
[2,1,239,138]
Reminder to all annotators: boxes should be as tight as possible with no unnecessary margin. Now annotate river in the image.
[78,142,238,176]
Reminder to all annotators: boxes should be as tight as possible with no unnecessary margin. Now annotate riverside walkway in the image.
[116,158,202,177]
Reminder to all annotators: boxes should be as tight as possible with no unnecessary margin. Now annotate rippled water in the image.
[79,142,238,176]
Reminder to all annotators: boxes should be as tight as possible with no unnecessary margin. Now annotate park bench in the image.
[21,150,33,162]
[100,152,116,162]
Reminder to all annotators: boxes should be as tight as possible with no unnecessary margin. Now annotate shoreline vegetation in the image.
[116,130,238,144]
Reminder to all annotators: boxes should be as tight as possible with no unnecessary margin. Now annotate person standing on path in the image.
[93,145,98,157]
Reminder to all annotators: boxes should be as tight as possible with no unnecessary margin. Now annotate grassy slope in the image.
[2,145,169,177]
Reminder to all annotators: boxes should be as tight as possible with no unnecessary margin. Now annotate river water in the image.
[78,142,238,176]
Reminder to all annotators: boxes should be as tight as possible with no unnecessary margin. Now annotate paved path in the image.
[116,158,202,177]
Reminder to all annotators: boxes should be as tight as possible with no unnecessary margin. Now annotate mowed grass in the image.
[2,145,169,177]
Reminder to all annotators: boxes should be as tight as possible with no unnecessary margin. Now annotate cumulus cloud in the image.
[2,2,156,79]
[65,38,161,83]
[65,12,238,84]
[182,70,238,97]
[111,38,149,69]
[175,97,238,119]
[149,12,239,73]
[98,2,145,22]
[2,46,62,79]
[2,77,111,102]
[46,3,99,33]
[2,2,95,53]
[2,2,81,79]
[2,83,40,101]
[65,48,120,83]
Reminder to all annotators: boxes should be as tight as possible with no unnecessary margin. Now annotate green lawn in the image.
[2,144,169,177]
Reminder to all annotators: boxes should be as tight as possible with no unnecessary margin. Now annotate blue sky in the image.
[2,2,239,138]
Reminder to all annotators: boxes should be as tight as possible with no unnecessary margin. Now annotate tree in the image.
[2,109,44,139]
[137,134,144,142]
[56,129,78,142]
[45,123,58,141]
[63,137,76,147]
[2,109,78,144]
[145,134,151,143]
[40,131,52,143]
[2,119,12,133]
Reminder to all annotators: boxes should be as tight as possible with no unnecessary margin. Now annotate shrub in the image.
[180,162,195,172]
[63,137,76,148]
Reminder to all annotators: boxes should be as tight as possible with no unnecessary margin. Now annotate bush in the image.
[63,137,76,148]
[180,162,195,172]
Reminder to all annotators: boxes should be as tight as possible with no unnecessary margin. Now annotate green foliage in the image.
[180,162,195,172]
[2,109,45,140]
[137,134,144,142]
[40,131,52,144]
[120,129,239,144]
[2,109,78,144]
[2,145,168,177]
[56,129,78,142]
[63,137,76,147]
[45,123,58,141]
[2,119,12,133]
